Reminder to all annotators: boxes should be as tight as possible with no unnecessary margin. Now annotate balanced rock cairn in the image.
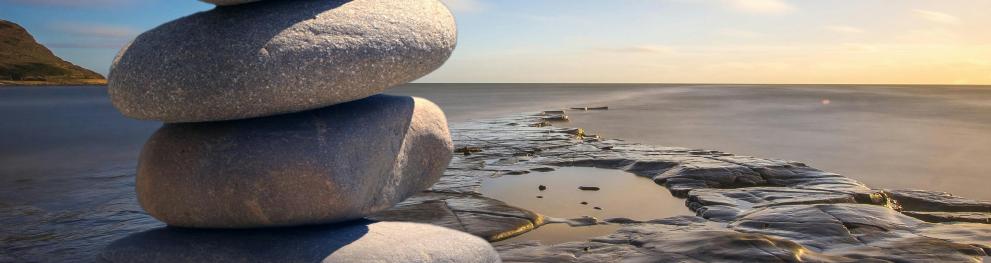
[100,0,500,262]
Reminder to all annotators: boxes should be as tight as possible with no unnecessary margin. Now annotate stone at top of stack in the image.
[109,0,457,123]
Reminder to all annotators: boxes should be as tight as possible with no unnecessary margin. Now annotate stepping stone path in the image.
[100,0,500,262]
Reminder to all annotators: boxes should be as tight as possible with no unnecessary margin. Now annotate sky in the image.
[2,0,990,84]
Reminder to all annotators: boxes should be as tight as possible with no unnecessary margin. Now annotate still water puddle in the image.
[481,167,691,245]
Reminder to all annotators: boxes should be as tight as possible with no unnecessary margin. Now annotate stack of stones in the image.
[100,0,500,262]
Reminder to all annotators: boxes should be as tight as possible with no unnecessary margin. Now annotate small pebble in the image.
[578,186,600,191]
[537,196,543,199]
[538,185,547,191]
[593,207,602,210]
[580,202,588,205]
[530,167,556,172]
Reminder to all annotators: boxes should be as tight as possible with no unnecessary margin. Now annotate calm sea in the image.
[1,83,989,261]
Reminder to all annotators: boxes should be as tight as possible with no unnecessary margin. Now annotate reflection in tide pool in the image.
[495,223,621,246]
[481,167,691,245]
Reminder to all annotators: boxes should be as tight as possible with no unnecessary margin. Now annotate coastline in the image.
[0,80,107,86]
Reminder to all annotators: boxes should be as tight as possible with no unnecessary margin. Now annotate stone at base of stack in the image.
[99,221,501,263]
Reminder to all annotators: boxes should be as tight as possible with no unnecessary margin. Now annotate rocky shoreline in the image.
[1,110,989,262]
[372,112,991,262]
[1,20,107,86]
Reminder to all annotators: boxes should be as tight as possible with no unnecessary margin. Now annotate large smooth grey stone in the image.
[109,0,457,123]
[99,221,501,263]
[137,95,453,228]
[200,0,261,6]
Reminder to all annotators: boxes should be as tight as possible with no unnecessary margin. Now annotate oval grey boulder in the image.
[99,221,501,263]
[109,0,457,122]
[136,95,454,228]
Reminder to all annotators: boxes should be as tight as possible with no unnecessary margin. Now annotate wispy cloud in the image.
[1,0,135,7]
[50,23,137,38]
[840,43,878,52]
[518,14,578,23]
[596,45,677,54]
[45,22,136,49]
[724,0,795,14]
[441,0,486,13]
[963,59,991,67]
[45,41,128,49]
[719,29,762,38]
[913,9,962,25]
[898,28,961,44]
[824,25,865,34]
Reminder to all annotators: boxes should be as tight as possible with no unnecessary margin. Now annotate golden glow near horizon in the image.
[419,0,991,85]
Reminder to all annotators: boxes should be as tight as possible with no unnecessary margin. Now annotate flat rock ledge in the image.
[370,113,991,262]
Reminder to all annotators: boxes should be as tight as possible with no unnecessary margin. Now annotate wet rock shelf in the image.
[371,112,991,262]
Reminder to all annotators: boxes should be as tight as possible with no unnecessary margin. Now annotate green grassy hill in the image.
[0,20,107,85]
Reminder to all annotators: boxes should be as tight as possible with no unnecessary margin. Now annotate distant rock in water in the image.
[0,20,106,86]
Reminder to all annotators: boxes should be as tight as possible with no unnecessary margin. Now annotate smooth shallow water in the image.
[480,167,688,220]
[494,223,621,246]
[397,84,991,201]
[387,83,657,122]
[557,85,991,200]
[480,167,690,244]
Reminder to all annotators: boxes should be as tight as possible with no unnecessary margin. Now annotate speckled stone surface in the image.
[109,0,457,123]
[136,95,453,228]
[99,221,501,263]
[200,0,261,6]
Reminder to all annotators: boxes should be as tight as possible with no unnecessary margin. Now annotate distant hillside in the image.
[0,20,106,86]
